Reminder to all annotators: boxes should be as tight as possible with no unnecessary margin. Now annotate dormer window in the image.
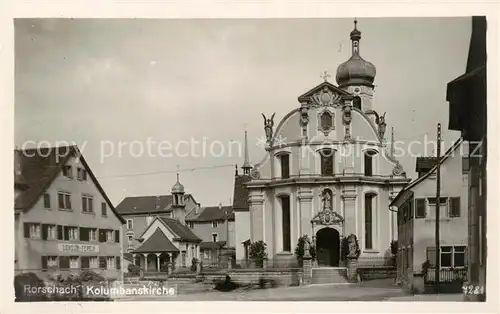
[62,165,73,179]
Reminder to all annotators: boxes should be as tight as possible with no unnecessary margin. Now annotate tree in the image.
[294,235,316,267]
[249,240,267,267]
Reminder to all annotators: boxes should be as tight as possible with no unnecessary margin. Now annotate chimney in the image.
[415,157,438,178]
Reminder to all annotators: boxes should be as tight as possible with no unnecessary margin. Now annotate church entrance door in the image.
[316,227,340,267]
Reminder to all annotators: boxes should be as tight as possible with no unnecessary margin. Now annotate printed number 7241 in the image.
[462,285,485,295]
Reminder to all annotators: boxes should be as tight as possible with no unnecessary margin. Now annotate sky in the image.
[15,17,471,207]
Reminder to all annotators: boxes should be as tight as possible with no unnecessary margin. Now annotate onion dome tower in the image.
[336,19,377,111]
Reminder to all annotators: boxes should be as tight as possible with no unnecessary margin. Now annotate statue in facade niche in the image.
[262,113,275,143]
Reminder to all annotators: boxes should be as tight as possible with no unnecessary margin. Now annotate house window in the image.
[42,224,57,240]
[47,256,58,268]
[58,192,72,210]
[77,168,87,181]
[364,193,375,250]
[427,246,467,268]
[25,223,41,239]
[101,202,107,216]
[319,149,334,176]
[127,219,133,230]
[280,154,290,179]
[82,195,94,213]
[89,256,99,269]
[43,193,51,209]
[353,96,362,110]
[440,246,453,268]
[281,195,291,252]
[62,165,73,179]
[449,197,461,218]
[364,150,376,176]
[106,230,114,242]
[64,226,78,241]
[89,229,97,241]
[70,256,79,269]
[187,221,194,229]
[415,198,426,218]
[212,221,218,228]
[106,256,116,269]
[127,235,133,243]
[212,233,218,243]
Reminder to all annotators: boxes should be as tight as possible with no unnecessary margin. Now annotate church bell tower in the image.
[336,19,377,111]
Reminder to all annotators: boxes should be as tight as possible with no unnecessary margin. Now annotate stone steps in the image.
[312,267,349,284]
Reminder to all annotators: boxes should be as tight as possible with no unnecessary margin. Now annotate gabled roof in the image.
[134,228,179,253]
[115,194,197,215]
[185,205,234,222]
[14,146,125,223]
[297,81,351,102]
[389,138,464,208]
[200,241,227,250]
[232,175,251,212]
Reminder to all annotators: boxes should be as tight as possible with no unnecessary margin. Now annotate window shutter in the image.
[41,256,48,269]
[426,247,436,268]
[82,197,87,212]
[81,257,90,269]
[58,193,64,208]
[116,257,121,270]
[99,256,107,269]
[99,229,106,243]
[41,224,48,240]
[101,203,107,216]
[89,198,93,213]
[59,256,70,269]
[114,230,120,243]
[415,198,426,218]
[57,225,63,240]
[24,223,30,238]
[65,194,71,209]
[63,226,70,241]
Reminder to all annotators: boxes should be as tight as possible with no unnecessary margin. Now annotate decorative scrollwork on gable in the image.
[310,87,343,108]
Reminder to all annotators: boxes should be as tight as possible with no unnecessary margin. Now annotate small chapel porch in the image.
[132,228,182,273]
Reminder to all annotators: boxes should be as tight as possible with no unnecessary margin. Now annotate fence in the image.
[425,268,467,283]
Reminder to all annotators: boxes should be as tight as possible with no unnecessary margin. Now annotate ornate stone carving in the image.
[317,109,335,136]
[299,106,309,137]
[250,168,261,179]
[310,87,343,108]
[261,113,275,143]
[392,162,404,176]
[311,209,344,226]
[342,105,352,140]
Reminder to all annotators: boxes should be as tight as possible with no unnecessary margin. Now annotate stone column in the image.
[142,253,148,272]
[347,258,359,282]
[302,241,312,285]
[249,194,265,242]
[298,189,314,237]
[156,253,161,272]
[341,186,357,237]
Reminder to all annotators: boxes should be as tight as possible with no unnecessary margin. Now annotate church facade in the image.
[238,21,410,267]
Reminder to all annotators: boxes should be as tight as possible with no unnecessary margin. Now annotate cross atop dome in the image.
[321,71,331,82]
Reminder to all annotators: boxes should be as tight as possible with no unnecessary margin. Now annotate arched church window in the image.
[319,149,335,176]
[279,154,290,179]
[353,96,362,110]
[364,193,376,250]
[364,150,377,176]
[280,195,291,252]
[320,111,334,134]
